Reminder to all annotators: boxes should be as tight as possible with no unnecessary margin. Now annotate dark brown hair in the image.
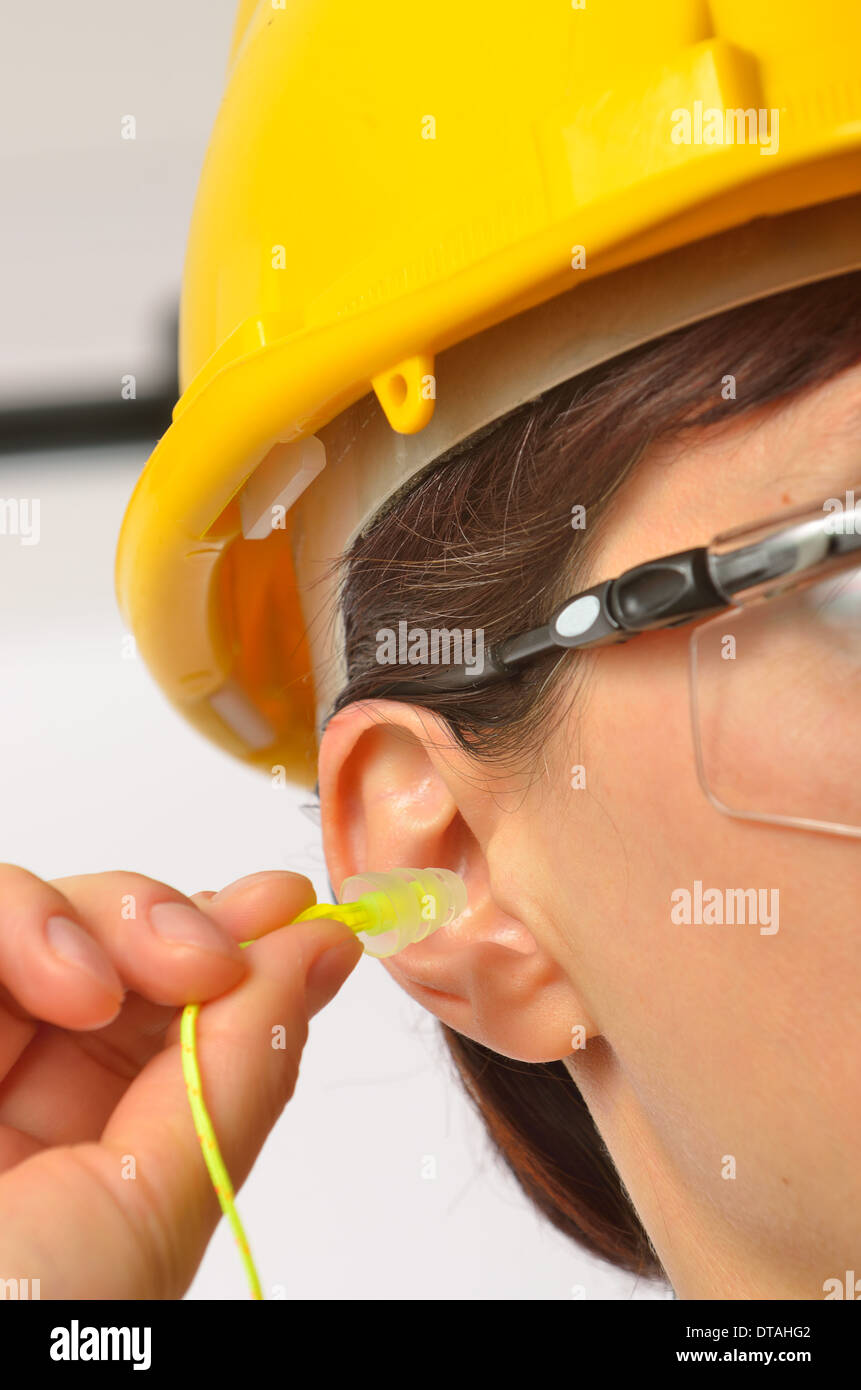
[331,271,861,1278]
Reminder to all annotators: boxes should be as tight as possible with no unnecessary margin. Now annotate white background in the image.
[0,3,669,1300]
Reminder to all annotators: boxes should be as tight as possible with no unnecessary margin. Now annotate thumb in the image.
[303,925,364,1018]
[112,913,363,1292]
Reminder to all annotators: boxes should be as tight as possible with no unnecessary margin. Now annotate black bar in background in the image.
[0,394,176,455]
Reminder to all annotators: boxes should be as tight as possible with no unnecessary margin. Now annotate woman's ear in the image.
[318,700,599,1063]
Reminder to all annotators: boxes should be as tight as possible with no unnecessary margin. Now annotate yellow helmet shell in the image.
[116,0,861,785]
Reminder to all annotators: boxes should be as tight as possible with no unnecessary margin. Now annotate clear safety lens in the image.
[690,566,861,837]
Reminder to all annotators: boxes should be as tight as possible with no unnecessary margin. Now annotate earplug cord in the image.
[180,900,372,1301]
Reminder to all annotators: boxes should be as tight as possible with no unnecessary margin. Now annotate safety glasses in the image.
[382,489,861,838]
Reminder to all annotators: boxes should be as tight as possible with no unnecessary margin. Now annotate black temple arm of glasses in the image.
[366,507,861,700]
[371,546,727,697]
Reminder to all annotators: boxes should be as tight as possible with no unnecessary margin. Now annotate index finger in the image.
[193,870,318,945]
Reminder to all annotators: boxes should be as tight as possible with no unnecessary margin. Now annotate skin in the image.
[0,362,856,1299]
[0,868,360,1297]
[319,360,861,1300]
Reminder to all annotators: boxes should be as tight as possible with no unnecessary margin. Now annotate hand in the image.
[0,865,362,1298]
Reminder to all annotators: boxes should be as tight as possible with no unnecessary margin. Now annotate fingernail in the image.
[304,938,362,1016]
[149,902,242,958]
[45,916,123,997]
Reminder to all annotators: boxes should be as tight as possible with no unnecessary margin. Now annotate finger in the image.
[195,870,317,944]
[50,872,248,1010]
[0,915,362,1298]
[0,865,124,1031]
[0,874,322,1147]
[0,870,319,1137]
[0,873,320,1141]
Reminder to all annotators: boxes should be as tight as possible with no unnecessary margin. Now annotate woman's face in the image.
[533,364,860,1297]
[319,360,861,1298]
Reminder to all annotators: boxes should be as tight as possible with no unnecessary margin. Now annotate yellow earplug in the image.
[296,867,467,957]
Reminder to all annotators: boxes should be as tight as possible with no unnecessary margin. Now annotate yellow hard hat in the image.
[116,0,861,787]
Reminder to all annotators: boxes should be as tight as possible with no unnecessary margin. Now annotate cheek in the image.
[541,631,861,1194]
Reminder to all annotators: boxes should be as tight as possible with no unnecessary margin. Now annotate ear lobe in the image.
[318,700,600,1063]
